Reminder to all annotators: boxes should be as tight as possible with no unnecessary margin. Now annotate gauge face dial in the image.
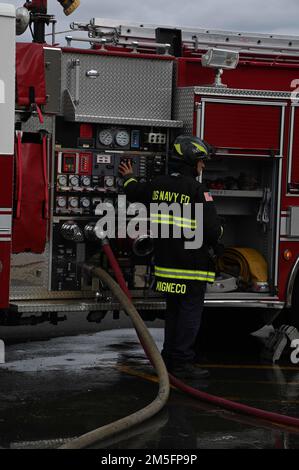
[82,176,91,187]
[70,175,79,187]
[81,198,90,208]
[57,197,67,208]
[69,197,79,208]
[115,130,130,147]
[58,175,68,187]
[105,176,114,187]
[98,129,113,146]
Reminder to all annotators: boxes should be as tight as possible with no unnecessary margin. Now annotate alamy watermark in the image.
[291,339,299,365]
[291,79,299,103]
[0,79,5,104]
[0,340,5,364]
[94,196,203,250]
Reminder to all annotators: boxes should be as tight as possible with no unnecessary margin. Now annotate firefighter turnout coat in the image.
[123,170,221,295]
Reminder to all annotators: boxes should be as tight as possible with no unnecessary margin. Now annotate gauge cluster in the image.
[51,123,169,292]
[53,125,168,218]
[55,120,168,152]
[54,149,166,217]
[97,127,132,150]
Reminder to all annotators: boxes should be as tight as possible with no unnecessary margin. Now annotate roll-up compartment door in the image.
[200,100,284,157]
[288,106,299,193]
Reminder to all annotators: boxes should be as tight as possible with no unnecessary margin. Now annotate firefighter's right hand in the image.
[119,159,133,177]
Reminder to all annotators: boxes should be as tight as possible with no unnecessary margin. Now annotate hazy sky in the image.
[7,0,299,44]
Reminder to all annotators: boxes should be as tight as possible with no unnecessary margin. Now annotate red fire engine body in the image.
[1,2,299,331]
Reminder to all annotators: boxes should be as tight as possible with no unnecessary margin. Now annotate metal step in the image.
[11,295,284,313]
[11,299,166,314]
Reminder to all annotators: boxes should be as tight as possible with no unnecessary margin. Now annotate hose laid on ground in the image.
[101,243,299,429]
[59,264,170,449]
[61,242,299,449]
[169,375,299,428]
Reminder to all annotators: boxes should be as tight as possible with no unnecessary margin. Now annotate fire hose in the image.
[59,240,299,449]
[59,244,170,449]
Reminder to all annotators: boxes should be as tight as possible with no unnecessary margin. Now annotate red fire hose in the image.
[102,240,132,300]
[101,240,154,361]
[102,240,299,429]
[60,240,299,449]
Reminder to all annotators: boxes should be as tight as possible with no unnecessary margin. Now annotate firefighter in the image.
[119,135,222,380]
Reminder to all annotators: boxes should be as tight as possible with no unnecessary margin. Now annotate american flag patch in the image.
[204,192,214,202]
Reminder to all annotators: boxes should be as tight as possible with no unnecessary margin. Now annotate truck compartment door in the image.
[198,99,285,157]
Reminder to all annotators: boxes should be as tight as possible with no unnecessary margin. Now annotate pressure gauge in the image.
[69,175,80,187]
[105,176,114,188]
[69,197,79,209]
[115,129,130,147]
[58,175,68,187]
[103,198,114,207]
[80,197,91,209]
[81,176,91,187]
[98,129,114,146]
[56,196,67,208]
[116,177,123,188]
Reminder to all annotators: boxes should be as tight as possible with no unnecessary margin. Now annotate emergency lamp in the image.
[201,48,239,88]
[16,7,30,35]
[201,48,239,69]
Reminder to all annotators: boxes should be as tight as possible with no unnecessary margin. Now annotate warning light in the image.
[283,249,293,261]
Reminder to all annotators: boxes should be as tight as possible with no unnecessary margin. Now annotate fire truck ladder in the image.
[64,18,299,58]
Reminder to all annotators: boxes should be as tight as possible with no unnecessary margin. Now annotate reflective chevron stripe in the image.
[124,178,138,188]
[154,266,215,282]
[150,213,197,229]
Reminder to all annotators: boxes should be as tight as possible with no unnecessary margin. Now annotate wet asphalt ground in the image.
[0,315,299,450]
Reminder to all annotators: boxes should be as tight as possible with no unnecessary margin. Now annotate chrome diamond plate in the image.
[15,113,54,134]
[61,52,174,122]
[13,299,166,313]
[173,87,195,134]
[10,243,51,300]
[194,87,293,100]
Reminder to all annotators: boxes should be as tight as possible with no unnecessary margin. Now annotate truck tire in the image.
[196,307,266,353]
[286,274,299,329]
[274,275,299,329]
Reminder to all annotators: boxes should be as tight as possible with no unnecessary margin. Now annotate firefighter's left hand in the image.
[119,160,133,177]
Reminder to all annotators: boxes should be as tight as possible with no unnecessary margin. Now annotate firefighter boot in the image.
[170,363,210,380]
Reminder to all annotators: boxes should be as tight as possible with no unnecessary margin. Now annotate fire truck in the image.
[1,0,299,334]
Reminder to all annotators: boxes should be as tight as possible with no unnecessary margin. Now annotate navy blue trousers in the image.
[161,287,206,367]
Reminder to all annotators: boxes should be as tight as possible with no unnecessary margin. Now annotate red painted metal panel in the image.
[62,47,174,61]
[290,108,299,184]
[202,102,281,152]
[16,43,47,106]
[177,58,299,91]
[0,157,13,206]
[278,242,299,301]
[0,156,13,310]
